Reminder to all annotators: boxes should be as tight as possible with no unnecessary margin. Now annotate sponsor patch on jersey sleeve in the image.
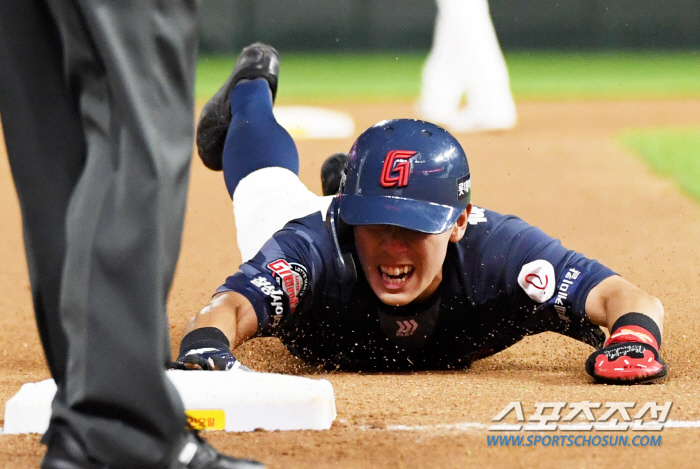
[517,259,556,303]
[249,274,287,328]
[467,206,487,225]
[266,259,309,313]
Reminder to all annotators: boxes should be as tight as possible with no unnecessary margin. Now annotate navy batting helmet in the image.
[338,119,471,234]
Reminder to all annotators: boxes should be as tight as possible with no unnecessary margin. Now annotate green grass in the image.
[620,128,700,203]
[507,51,700,100]
[196,50,700,103]
[196,52,426,104]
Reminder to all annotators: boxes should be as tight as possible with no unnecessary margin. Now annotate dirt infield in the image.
[2,99,700,468]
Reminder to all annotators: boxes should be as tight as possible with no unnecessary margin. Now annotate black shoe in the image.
[41,424,110,469]
[171,430,264,469]
[196,42,280,171]
[321,152,349,196]
[41,424,263,469]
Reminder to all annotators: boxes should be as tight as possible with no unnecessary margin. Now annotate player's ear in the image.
[449,205,471,243]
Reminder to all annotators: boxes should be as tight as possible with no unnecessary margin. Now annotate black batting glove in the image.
[169,327,250,371]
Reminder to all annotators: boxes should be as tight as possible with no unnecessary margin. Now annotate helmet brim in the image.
[338,194,464,234]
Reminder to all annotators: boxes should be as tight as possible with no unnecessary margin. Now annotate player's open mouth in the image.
[379,265,414,285]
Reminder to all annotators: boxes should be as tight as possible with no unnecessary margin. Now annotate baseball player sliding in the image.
[173,43,666,384]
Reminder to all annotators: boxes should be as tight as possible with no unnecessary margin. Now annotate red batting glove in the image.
[585,313,667,385]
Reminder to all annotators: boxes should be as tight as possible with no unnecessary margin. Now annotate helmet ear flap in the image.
[325,197,357,285]
[338,252,357,285]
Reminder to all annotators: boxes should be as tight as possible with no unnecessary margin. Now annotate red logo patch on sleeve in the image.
[267,259,309,313]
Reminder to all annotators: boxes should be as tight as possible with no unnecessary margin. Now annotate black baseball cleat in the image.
[170,430,264,469]
[41,423,264,469]
[41,424,109,469]
[321,152,349,196]
[196,42,280,171]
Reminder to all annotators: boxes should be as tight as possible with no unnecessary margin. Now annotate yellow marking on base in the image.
[186,409,226,430]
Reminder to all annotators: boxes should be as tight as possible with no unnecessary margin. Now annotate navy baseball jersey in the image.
[219,205,615,371]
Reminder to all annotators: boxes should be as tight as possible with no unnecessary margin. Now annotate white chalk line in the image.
[4,421,700,436]
[664,420,700,428]
[355,420,700,432]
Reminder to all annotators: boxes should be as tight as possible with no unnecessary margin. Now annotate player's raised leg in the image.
[197,43,333,261]
[196,42,280,172]
[222,78,299,197]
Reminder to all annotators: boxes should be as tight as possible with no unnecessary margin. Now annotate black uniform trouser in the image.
[0,1,198,467]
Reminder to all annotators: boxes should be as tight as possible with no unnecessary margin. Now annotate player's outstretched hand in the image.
[586,314,666,384]
[169,327,252,371]
[170,346,243,371]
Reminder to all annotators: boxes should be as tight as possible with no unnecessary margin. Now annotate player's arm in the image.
[172,213,325,371]
[171,291,259,371]
[583,275,666,384]
[183,291,259,349]
[584,275,663,334]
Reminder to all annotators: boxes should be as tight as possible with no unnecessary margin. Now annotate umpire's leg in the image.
[47,1,199,466]
[2,1,198,467]
[0,0,81,393]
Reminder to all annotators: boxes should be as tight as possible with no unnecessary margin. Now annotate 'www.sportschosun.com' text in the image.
[487,434,661,447]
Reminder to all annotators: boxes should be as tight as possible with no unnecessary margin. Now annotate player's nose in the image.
[379,228,410,253]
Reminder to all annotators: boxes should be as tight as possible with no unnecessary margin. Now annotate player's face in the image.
[354,208,470,307]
